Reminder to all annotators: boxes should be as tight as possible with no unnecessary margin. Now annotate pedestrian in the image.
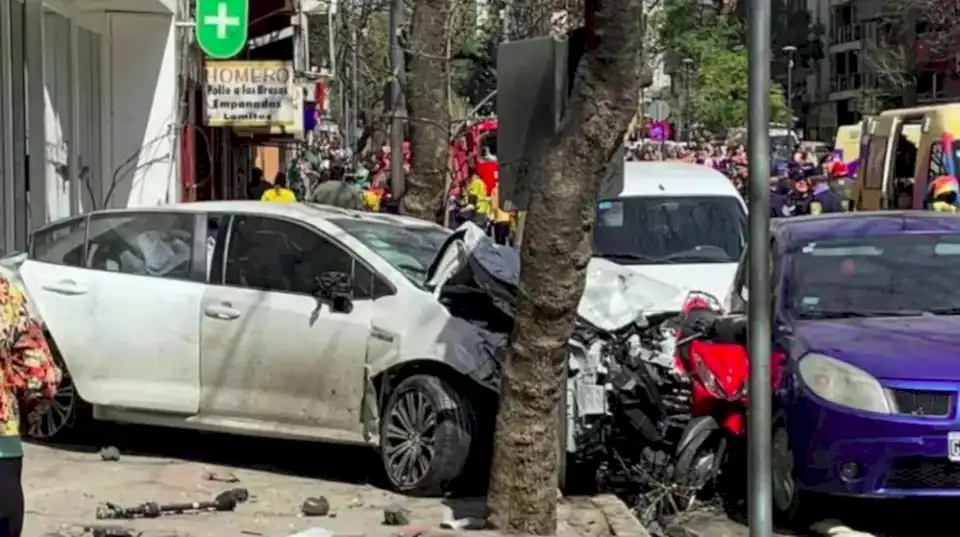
[809,174,845,214]
[261,172,297,202]
[310,165,366,210]
[0,276,61,537]
[247,167,271,200]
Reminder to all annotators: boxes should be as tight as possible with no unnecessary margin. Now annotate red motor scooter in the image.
[670,291,750,490]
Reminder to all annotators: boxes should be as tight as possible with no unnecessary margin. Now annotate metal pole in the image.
[351,25,360,164]
[683,67,691,144]
[747,0,772,532]
[388,0,406,196]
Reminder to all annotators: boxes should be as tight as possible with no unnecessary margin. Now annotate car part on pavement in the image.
[95,488,249,519]
[301,496,331,517]
[382,504,413,526]
[99,446,121,462]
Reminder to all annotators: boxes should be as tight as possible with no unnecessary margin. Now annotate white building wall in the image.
[37,0,179,224]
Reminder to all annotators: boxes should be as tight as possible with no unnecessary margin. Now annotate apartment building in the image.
[803,0,959,142]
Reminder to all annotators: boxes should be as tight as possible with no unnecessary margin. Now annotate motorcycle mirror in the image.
[713,314,748,345]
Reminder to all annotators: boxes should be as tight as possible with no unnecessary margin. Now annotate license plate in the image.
[948,432,960,462]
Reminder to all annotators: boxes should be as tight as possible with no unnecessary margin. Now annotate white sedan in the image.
[4,201,504,495]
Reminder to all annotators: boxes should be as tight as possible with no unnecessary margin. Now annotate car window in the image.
[223,215,392,299]
[85,212,195,280]
[32,217,88,267]
[593,196,745,265]
[329,217,450,287]
[788,234,960,318]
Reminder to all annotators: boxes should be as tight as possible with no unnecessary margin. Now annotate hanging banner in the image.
[204,60,303,133]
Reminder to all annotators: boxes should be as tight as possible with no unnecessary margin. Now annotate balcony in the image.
[833,24,861,46]
[829,73,877,99]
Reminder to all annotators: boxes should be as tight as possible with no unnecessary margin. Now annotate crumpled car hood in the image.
[425,223,683,332]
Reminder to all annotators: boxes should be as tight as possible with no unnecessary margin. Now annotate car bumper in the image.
[786,382,960,498]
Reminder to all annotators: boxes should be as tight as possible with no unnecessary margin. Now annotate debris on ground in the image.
[284,528,334,537]
[439,517,488,531]
[95,488,250,519]
[202,470,240,483]
[99,446,121,462]
[383,504,412,526]
[301,496,331,517]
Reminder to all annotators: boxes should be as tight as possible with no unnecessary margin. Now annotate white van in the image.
[593,161,747,312]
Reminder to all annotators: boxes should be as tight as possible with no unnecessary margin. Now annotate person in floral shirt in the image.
[0,275,61,537]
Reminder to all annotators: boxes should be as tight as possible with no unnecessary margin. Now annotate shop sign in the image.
[204,61,303,132]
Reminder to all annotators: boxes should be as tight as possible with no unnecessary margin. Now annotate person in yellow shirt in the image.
[490,183,514,245]
[460,172,492,228]
[261,172,297,202]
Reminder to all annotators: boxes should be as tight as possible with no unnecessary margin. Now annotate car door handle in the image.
[41,280,87,296]
[204,303,241,320]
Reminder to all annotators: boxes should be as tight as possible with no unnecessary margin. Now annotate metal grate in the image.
[884,458,960,489]
[889,389,952,417]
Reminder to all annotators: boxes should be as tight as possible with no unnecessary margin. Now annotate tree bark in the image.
[486,0,644,534]
[402,0,451,222]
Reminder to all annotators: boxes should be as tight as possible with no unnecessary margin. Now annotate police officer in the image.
[770,176,793,217]
[808,174,845,214]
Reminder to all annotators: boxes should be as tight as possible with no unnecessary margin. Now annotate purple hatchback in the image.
[727,211,960,520]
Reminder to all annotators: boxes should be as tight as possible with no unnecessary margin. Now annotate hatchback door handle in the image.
[41,280,87,296]
[204,303,241,320]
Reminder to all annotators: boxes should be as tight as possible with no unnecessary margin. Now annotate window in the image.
[330,217,450,288]
[223,215,391,299]
[32,216,88,266]
[788,234,960,318]
[593,196,745,265]
[85,212,195,279]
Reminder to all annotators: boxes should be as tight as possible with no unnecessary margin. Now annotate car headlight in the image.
[798,353,892,414]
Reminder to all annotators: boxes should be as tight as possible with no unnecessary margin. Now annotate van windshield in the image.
[593,196,746,265]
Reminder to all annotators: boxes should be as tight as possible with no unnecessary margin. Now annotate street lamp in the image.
[682,57,695,144]
[782,45,797,134]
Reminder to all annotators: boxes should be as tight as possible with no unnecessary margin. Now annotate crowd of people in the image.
[625,137,853,217]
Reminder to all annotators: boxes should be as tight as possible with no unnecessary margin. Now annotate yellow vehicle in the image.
[833,123,862,165]
[853,103,960,211]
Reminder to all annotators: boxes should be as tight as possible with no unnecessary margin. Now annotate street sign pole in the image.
[195,0,250,59]
[746,0,773,532]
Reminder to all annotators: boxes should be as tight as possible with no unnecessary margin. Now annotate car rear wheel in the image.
[380,374,473,496]
[23,359,89,441]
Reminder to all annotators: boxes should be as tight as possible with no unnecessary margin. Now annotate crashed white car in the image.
[3,201,683,495]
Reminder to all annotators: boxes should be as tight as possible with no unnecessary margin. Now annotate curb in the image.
[590,494,652,537]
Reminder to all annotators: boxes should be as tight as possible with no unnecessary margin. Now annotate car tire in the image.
[772,413,820,527]
[22,352,90,442]
[380,374,473,496]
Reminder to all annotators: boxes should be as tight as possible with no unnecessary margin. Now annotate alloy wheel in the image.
[383,389,438,488]
[26,375,76,439]
[771,427,796,512]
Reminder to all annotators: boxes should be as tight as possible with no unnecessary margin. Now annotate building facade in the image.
[804,0,960,141]
[0,0,182,255]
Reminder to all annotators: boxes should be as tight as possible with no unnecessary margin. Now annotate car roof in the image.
[66,201,446,230]
[773,211,960,249]
[619,162,742,199]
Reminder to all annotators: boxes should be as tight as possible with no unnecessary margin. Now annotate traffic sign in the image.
[649,100,671,121]
[196,0,249,59]
[648,120,671,141]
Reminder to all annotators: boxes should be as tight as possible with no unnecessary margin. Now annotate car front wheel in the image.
[380,374,473,496]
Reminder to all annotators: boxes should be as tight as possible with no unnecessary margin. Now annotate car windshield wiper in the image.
[594,252,667,263]
[801,309,928,319]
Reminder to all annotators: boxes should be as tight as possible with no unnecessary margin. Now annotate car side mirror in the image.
[312,271,355,316]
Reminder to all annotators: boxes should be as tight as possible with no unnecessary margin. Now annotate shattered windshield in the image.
[789,234,960,319]
[331,218,450,286]
[593,196,745,265]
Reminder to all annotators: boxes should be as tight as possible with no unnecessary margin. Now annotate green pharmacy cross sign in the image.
[195,0,249,59]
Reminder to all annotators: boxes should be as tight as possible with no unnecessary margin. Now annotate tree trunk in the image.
[402,0,450,222]
[486,0,644,534]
